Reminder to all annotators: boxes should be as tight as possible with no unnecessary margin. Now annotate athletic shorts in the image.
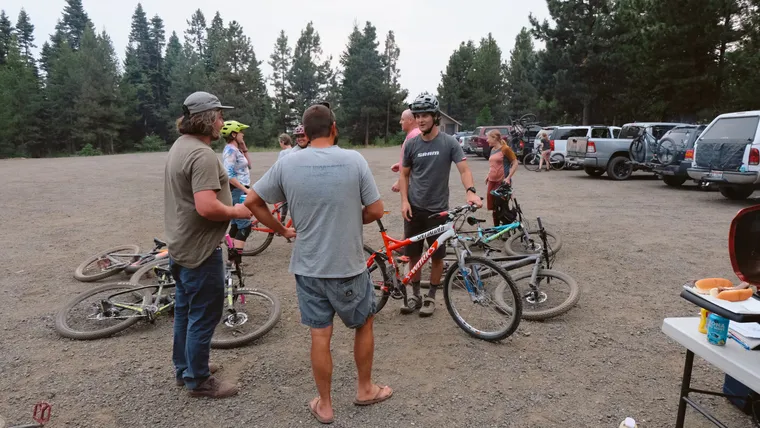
[295,270,376,329]
[403,206,447,260]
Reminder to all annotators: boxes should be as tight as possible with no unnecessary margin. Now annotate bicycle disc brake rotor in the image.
[525,291,548,304]
[223,312,249,328]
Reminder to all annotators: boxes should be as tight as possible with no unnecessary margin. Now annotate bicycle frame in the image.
[475,221,521,243]
[251,202,292,233]
[380,222,460,286]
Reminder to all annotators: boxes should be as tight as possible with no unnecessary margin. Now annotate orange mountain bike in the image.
[364,204,522,341]
[243,202,293,256]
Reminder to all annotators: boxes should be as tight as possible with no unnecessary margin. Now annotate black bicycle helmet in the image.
[409,93,440,114]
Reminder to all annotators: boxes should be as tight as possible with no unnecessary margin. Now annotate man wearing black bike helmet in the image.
[399,92,482,317]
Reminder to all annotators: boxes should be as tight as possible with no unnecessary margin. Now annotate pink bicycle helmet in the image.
[294,124,305,136]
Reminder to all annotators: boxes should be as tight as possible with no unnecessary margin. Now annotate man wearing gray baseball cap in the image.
[165,91,250,398]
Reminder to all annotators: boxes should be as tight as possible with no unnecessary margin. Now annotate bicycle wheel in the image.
[129,258,172,287]
[504,228,562,256]
[55,282,150,340]
[211,288,282,349]
[519,113,538,127]
[494,269,580,320]
[523,153,540,171]
[550,153,565,171]
[74,245,140,282]
[241,226,275,256]
[364,245,390,313]
[443,256,522,341]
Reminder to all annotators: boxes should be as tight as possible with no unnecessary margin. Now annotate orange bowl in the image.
[695,278,733,293]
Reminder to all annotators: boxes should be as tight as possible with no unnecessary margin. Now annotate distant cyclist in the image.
[390,109,422,193]
[221,120,253,255]
[277,133,293,160]
[291,124,309,153]
[398,93,482,316]
[537,131,551,172]
[485,129,518,226]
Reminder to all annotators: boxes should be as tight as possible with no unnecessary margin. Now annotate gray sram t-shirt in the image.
[253,145,381,278]
[402,132,465,212]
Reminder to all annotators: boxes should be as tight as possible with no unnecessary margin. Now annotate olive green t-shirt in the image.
[164,135,232,268]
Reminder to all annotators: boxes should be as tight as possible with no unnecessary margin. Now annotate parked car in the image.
[549,125,621,168]
[471,125,512,158]
[687,111,760,200]
[570,122,690,179]
[651,125,707,187]
[461,135,475,154]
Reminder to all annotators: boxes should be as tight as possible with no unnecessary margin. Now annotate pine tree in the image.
[339,22,386,145]
[0,11,13,65]
[0,35,43,157]
[505,28,538,118]
[72,28,124,153]
[206,12,225,73]
[56,0,90,50]
[185,9,207,59]
[381,30,407,142]
[288,22,332,118]
[437,41,478,127]
[15,9,36,65]
[208,20,273,145]
[269,30,294,132]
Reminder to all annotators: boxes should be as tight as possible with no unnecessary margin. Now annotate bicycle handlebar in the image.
[427,203,480,220]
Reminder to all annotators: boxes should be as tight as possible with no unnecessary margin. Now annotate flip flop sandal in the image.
[419,296,436,317]
[354,385,393,406]
[309,397,334,424]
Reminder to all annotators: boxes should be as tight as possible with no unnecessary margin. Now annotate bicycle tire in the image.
[523,153,540,171]
[519,113,538,127]
[241,228,275,256]
[550,153,565,171]
[55,282,150,340]
[443,256,522,341]
[504,228,562,256]
[210,288,282,349]
[129,258,171,286]
[364,245,390,313]
[629,138,646,163]
[494,269,580,320]
[74,245,140,282]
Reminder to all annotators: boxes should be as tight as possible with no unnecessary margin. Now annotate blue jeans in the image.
[170,248,224,389]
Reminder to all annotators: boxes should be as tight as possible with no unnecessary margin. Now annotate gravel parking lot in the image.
[0,147,755,427]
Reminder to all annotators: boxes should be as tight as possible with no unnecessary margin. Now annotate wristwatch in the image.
[466,187,477,194]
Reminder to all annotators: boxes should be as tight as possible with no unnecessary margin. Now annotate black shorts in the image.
[403,206,447,260]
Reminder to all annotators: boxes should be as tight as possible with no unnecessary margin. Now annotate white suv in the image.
[687,111,760,200]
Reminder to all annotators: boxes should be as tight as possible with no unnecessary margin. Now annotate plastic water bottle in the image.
[239,194,246,204]
[619,417,637,428]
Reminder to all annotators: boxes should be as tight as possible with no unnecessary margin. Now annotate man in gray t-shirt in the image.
[244,104,391,424]
[399,93,482,317]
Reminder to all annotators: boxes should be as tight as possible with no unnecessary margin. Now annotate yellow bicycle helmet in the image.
[221,120,250,138]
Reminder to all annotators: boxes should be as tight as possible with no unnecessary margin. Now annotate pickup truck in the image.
[550,125,621,169]
[568,122,690,180]
[687,110,760,200]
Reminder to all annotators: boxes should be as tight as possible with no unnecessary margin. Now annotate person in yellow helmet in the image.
[221,120,252,254]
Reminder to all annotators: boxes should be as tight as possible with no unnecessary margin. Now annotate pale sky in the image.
[4,0,550,103]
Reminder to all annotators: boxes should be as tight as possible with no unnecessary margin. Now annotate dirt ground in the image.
[0,147,756,427]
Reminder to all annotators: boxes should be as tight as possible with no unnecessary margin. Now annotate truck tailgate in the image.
[567,137,588,158]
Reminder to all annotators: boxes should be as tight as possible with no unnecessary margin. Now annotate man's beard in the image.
[211,128,221,140]
[420,123,434,135]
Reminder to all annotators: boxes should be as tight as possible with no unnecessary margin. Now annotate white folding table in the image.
[662,317,760,427]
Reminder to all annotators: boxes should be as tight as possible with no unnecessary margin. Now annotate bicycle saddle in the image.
[154,238,167,248]
[467,217,487,226]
